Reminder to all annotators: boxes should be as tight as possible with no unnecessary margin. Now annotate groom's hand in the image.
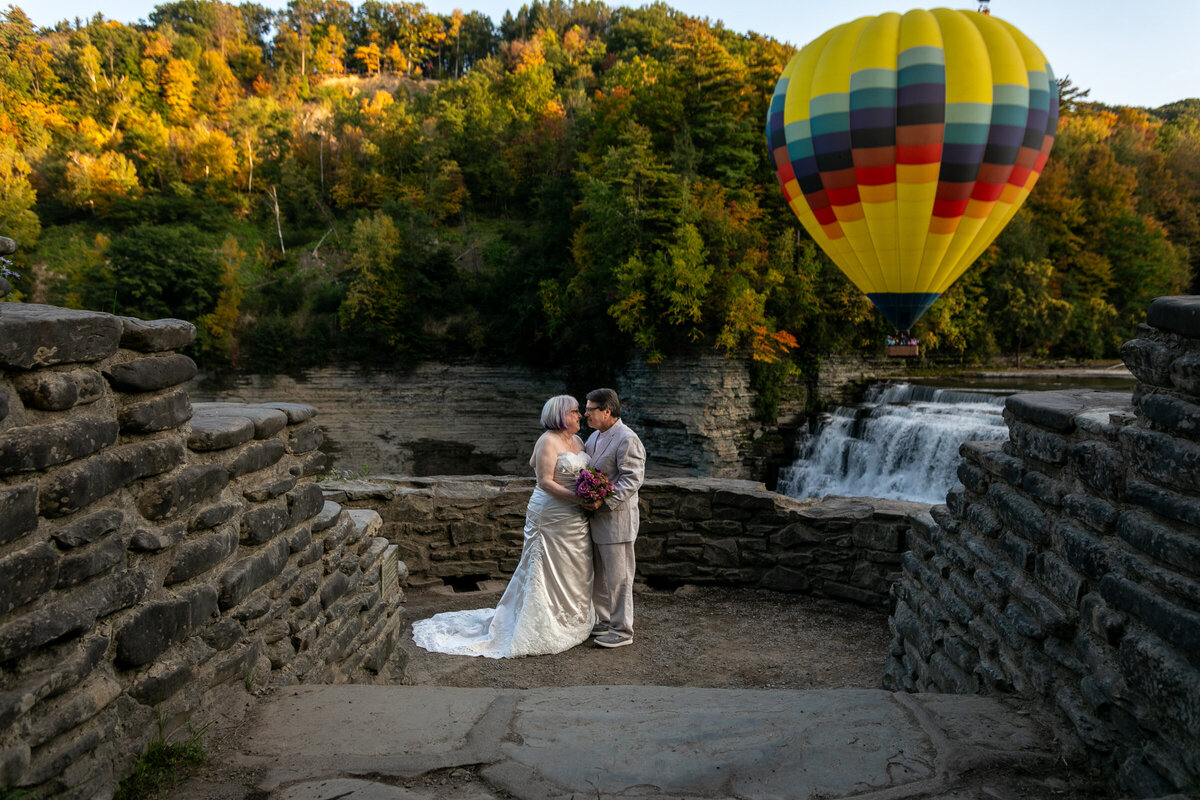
[583,499,603,511]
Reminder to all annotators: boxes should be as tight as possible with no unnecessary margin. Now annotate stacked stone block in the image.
[884,296,1200,797]
[0,302,404,798]
[324,476,927,607]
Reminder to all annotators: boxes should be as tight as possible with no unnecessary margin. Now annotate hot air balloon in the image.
[766,8,1058,353]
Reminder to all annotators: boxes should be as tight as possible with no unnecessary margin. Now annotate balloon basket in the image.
[885,338,920,358]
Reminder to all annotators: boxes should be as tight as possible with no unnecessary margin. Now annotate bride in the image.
[411,395,595,658]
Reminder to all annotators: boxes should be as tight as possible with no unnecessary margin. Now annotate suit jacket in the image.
[584,419,646,545]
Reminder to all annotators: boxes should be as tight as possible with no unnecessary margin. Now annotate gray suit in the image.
[584,419,645,638]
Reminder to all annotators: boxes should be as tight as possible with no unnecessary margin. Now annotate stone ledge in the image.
[118,317,195,352]
[1005,391,1132,433]
[192,403,288,438]
[0,304,123,369]
[188,412,256,452]
[260,402,316,424]
[104,354,198,393]
[1147,296,1200,339]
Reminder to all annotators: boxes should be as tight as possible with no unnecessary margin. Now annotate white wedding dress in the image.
[412,451,595,658]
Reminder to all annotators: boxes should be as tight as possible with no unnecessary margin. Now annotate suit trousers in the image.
[592,540,636,638]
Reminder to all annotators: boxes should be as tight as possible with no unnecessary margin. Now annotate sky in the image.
[18,0,1199,109]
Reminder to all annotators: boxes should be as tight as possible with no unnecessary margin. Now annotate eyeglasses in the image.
[584,407,601,414]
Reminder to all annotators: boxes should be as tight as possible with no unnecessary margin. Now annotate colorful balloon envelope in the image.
[766,8,1058,331]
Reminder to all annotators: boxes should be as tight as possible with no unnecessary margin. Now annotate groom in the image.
[582,388,646,649]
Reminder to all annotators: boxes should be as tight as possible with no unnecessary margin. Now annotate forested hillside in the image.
[1,0,1196,386]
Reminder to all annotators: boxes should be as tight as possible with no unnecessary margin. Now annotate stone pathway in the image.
[184,684,1114,799]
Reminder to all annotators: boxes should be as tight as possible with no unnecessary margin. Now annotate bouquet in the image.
[575,467,614,503]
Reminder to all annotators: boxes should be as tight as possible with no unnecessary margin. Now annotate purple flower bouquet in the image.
[575,467,614,503]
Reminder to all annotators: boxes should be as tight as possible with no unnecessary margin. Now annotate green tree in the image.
[339,211,409,348]
[990,258,1072,366]
[95,224,221,320]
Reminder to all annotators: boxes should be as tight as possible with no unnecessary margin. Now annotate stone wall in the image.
[188,355,807,485]
[0,302,405,798]
[323,476,929,608]
[812,351,910,406]
[884,296,1200,797]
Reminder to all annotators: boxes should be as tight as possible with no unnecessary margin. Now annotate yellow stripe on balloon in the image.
[931,9,991,105]
[811,17,871,97]
[854,12,901,70]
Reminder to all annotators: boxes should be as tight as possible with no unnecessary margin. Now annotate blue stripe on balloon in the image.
[868,293,942,331]
[848,87,896,111]
[849,105,897,130]
[897,63,945,88]
[943,122,990,146]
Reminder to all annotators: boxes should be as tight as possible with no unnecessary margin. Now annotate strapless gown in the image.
[411,451,595,658]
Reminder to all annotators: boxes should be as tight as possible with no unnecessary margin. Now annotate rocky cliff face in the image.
[189,354,807,483]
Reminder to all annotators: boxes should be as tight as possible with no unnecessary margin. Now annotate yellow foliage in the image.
[0,145,41,245]
[312,25,347,75]
[385,42,407,74]
[1060,110,1117,145]
[60,150,141,213]
[717,287,797,363]
[504,38,546,73]
[76,116,113,150]
[562,26,587,56]
[161,58,197,124]
[198,50,239,115]
[356,42,383,76]
[187,126,239,184]
[142,32,172,60]
[361,89,394,116]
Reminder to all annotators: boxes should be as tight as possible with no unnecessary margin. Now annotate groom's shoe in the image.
[595,632,632,648]
[590,623,609,637]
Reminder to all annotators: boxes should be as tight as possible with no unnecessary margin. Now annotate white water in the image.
[777,383,1010,505]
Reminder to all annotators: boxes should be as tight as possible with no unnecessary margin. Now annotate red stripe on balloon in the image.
[897,143,942,164]
[813,204,838,225]
[855,165,897,185]
[971,182,1004,202]
[932,198,969,217]
[827,185,862,206]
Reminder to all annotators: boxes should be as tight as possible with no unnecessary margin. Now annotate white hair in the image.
[540,395,579,431]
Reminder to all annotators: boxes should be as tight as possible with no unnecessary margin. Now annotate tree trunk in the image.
[267,186,285,253]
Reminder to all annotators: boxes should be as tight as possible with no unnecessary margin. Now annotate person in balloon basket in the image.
[581,388,646,649]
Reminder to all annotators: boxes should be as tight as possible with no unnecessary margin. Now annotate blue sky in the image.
[19,0,1199,109]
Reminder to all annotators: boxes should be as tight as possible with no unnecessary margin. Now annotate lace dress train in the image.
[411,452,594,658]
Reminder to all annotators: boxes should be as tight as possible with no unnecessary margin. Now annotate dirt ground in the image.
[397,582,891,690]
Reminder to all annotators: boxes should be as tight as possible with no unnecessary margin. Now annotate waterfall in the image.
[778,383,1010,505]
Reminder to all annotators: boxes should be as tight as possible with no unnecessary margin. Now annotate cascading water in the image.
[778,383,1010,505]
